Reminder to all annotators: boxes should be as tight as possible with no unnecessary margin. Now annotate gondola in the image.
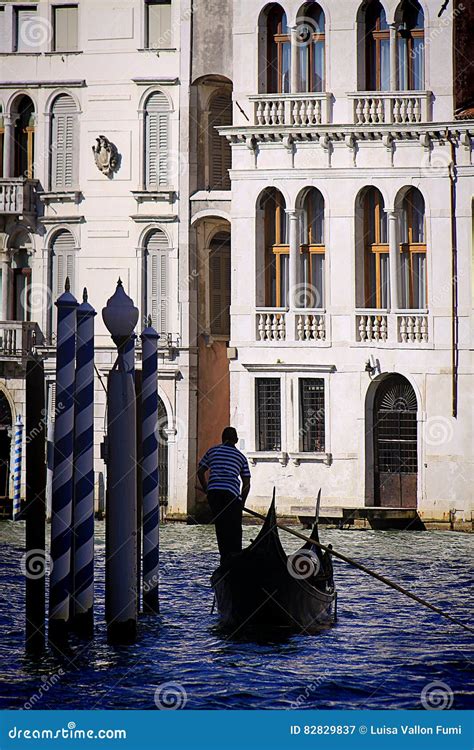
[211,493,337,634]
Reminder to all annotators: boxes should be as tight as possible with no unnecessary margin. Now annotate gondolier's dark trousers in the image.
[207,490,242,563]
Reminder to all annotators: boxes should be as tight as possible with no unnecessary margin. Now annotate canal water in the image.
[0,520,472,710]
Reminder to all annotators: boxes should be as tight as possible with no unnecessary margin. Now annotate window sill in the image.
[45,50,82,56]
[137,47,176,52]
[190,190,232,201]
[39,190,82,204]
[131,189,175,204]
[288,452,332,467]
[248,451,288,466]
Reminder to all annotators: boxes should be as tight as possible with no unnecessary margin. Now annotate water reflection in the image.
[0,520,472,710]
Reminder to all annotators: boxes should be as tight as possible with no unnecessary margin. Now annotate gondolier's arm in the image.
[241,476,250,505]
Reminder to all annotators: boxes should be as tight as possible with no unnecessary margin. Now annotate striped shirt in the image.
[199,444,251,497]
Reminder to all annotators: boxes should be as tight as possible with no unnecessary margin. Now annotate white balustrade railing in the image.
[295,311,326,341]
[348,91,431,125]
[0,179,36,214]
[256,309,287,342]
[356,312,389,343]
[251,93,331,127]
[397,313,429,344]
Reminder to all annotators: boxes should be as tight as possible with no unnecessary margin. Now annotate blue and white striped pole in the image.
[49,278,78,644]
[12,414,23,520]
[141,318,160,613]
[72,289,96,637]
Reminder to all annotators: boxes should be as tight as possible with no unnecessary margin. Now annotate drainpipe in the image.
[446,129,458,418]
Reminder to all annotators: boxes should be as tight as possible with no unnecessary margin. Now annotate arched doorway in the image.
[0,392,12,499]
[157,397,169,513]
[373,374,417,508]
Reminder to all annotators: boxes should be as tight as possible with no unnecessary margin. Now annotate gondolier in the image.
[197,427,251,563]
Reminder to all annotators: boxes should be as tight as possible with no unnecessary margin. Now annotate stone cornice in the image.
[0,80,86,88]
[219,123,473,146]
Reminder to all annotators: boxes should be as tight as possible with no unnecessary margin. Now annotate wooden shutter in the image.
[54,5,78,51]
[16,8,38,52]
[209,93,232,190]
[145,92,169,189]
[51,95,77,190]
[209,234,231,336]
[52,229,75,297]
[146,229,168,333]
[147,1,172,48]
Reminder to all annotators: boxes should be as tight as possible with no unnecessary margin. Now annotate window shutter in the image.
[209,234,231,336]
[209,93,232,190]
[54,5,78,52]
[51,95,77,190]
[52,230,75,298]
[145,92,169,190]
[147,1,172,48]
[158,113,169,187]
[145,229,169,333]
[16,9,38,52]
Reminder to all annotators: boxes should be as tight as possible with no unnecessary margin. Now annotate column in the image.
[3,115,14,178]
[290,27,298,94]
[386,209,399,311]
[287,209,298,310]
[389,24,398,92]
[0,255,9,320]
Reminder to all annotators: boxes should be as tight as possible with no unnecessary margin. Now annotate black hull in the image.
[211,500,337,634]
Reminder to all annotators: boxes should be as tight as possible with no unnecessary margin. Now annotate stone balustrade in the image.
[295,311,326,342]
[348,91,431,125]
[256,309,287,342]
[250,93,331,127]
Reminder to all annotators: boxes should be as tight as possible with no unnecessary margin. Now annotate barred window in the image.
[256,378,281,451]
[299,378,325,452]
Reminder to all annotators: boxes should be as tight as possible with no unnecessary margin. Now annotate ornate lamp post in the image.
[102,280,139,644]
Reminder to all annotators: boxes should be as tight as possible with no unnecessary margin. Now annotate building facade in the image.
[218,0,473,522]
[0,0,195,517]
[0,0,472,524]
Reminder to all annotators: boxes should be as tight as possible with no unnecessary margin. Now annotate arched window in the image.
[296,3,325,93]
[365,1,390,91]
[363,188,388,308]
[400,188,426,308]
[143,228,169,333]
[261,188,288,306]
[50,94,78,190]
[397,0,424,90]
[267,5,291,94]
[50,229,76,299]
[209,231,231,337]
[10,230,32,321]
[144,92,170,189]
[300,188,325,308]
[208,92,232,190]
[13,96,35,178]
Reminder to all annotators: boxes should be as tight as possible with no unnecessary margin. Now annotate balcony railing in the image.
[295,311,326,342]
[355,310,430,345]
[0,321,43,360]
[256,308,287,342]
[348,91,431,125]
[0,179,37,214]
[250,93,331,127]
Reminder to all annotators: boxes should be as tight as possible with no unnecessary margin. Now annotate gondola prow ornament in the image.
[102,280,139,644]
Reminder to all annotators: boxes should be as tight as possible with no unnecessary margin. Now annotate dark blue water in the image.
[0,520,472,710]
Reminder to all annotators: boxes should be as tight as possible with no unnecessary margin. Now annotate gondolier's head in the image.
[222,426,238,445]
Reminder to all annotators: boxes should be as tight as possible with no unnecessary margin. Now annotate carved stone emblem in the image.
[92,135,119,177]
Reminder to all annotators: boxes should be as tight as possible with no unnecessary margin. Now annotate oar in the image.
[242,505,474,635]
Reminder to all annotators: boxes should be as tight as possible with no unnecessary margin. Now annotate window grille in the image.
[256,378,281,451]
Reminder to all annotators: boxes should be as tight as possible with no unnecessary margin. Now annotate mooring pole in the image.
[12,414,23,520]
[71,289,96,638]
[135,367,143,613]
[25,358,46,653]
[49,279,77,645]
[103,280,138,644]
[141,318,160,614]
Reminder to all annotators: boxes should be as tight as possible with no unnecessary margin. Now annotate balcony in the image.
[295,311,326,342]
[348,91,432,125]
[250,93,331,127]
[256,309,328,343]
[256,308,287,342]
[355,310,430,345]
[0,321,43,363]
[0,178,38,215]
